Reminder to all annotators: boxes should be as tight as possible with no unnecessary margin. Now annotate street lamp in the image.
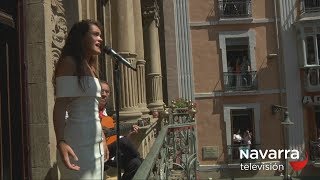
[281,111,294,126]
[271,105,294,180]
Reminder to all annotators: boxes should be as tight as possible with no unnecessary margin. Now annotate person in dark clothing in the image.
[106,137,142,179]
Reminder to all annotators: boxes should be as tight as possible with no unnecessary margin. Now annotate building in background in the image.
[190,0,320,179]
[280,0,320,175]
[2,0,320,179]
[190,0,291,178]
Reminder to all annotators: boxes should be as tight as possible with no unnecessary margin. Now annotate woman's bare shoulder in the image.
[56,56,77,76]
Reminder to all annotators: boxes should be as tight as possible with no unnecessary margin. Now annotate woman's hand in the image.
[103,141,109,161]
[57,141,80,171]
[102,132,109,161]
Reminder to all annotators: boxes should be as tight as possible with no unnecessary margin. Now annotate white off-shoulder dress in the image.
[55,76,104,180]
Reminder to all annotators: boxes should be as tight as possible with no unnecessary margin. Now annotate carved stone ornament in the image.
[142,0,160,27]
[51,0,67,65]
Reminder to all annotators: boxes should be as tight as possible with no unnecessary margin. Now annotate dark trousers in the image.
[105,137,142,180]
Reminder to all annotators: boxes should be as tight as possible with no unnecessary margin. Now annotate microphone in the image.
[103,45,136,71]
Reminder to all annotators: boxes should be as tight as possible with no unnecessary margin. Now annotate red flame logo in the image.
[289,152,308,171]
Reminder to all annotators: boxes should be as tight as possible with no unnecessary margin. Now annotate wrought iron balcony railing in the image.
[133,125,197,180]
[223,71,258,91]
[310,140,320,161]
[303,67,320,92]
[218,0,252,18]
[301,0,320,14]
[133,103,197,179]
[227,143,261,163]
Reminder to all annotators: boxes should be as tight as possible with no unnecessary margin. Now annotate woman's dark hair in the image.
[53,19,102,93]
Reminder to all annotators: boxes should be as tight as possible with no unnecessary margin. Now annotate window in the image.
[309,69,319,85]
[224,37,256,91]
[306,36,316,65]
[231,109,254,144]
[219,30,256,72]
[300,26,320,91]
[303,26,320,66]
[219,31,257,91]
[227,45,251,72]
[223,104,260,162]
[231,109,254,160]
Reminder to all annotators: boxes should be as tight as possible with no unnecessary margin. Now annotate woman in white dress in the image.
[53,19,108,179]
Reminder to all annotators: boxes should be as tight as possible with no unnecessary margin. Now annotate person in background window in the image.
[233,129,242,159]
[227,61,234,72]
[233,129,242,144]
[240,129,252,163]
[242,129,252,149]
[235,57,242,88]
[307,52,316,65]
[227,61,234,86]
[240,56,251,86]
[235,57,241,73]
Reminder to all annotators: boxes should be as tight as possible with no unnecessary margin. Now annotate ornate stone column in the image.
[142,0,164,110]
[133,0,149,115]
[112,0,142,121]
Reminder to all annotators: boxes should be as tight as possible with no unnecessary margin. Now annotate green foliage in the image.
[172,98,189,108]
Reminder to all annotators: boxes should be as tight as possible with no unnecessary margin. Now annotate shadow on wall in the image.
[206,0,219,22]
[260,24,282,89]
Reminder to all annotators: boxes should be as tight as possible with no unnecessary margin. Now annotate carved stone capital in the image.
[142,0,160,27]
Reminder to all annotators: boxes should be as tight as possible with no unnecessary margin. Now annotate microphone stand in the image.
[113,60,122,179]
[104,46,136,179]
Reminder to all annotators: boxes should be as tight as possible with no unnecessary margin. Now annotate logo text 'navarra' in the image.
[240,149,300,160]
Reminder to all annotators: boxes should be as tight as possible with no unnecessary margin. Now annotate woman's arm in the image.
[53,56,80,170]
[53,97,80,171]
[53,56,77,142]
[53,98,69,143]
[102,132,109,161]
